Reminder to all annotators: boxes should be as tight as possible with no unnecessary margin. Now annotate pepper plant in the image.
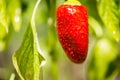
[0,0,120,80]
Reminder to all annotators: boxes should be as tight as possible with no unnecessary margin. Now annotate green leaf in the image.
[89,37,118,80]
[12,23,45,80]
[8,0,22,32]
[119,0,120,19]
[88,16,103,37]
[96,0,119,42]
[0,0,9,39]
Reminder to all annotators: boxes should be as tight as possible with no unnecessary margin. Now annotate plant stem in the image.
[64,0,81,5]
[31,0,41,24]
[31,0,44,80]
[31,0,41,33]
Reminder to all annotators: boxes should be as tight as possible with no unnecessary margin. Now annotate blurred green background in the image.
[0,0,120,80]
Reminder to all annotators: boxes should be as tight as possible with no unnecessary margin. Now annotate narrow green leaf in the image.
[0,0,9,39]
[8,0,22,32]
[96,0,119,42]
[89,16,103,37]
[12,24,45,80]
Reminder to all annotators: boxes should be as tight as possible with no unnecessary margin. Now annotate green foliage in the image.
[88,16,103,37]
[87,0,120,80]
[13,23,45,80]
[96,0,119,42]
[8,0,22,32]
[0,0,9,51]
[88,37,119,80]
[12,0,45,80]
[0,0,9,39]
[0,0,120,80]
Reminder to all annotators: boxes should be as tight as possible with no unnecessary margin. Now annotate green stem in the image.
[31,0,41,33]
[64,0,81,5]
[31,0,44,80]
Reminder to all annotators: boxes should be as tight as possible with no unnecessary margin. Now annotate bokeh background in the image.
[0,0,120,80]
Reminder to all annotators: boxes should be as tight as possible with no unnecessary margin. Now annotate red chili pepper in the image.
[56,1,88,63]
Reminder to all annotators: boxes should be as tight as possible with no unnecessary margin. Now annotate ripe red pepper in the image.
[56,1,88,63]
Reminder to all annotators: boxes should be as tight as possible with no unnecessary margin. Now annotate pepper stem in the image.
[64,0,81,5]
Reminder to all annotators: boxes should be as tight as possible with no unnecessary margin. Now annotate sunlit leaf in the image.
[8,0,22,32]
[119,0,120,18]
[88,16,103,37]
[96,0,119,42]
[88,37,118,80]
[12,23,45,80]
[0,0,9,39]
[0,23,7,39]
